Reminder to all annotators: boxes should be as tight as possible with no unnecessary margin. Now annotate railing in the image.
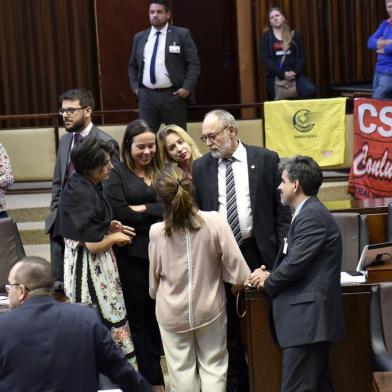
[0,99,356,130]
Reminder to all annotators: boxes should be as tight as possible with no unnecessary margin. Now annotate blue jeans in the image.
[372,71,392,100]
[0,211,8,219]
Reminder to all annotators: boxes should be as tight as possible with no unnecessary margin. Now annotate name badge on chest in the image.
[169,42,180,53]
[283,237,288,254]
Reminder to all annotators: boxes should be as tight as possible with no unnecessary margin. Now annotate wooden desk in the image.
[245,284,372,392]
[373,372,392,392]
[324,198,392,214]
[368,264,392,284]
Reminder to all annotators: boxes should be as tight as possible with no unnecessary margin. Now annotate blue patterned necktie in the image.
[224,157,243,246]
[150,31,161,84]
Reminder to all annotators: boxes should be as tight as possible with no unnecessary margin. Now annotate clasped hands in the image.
[248,265,270,289]
[284,71,296,80]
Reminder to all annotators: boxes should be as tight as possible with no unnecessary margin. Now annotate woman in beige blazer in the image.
[149,165,250,392]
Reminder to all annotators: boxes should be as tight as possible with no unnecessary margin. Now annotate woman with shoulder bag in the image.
[260,7,316,100]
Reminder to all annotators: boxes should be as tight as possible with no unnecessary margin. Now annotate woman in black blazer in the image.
[104,120,164,392]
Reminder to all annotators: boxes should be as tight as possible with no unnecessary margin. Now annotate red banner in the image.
[348,98,392,199]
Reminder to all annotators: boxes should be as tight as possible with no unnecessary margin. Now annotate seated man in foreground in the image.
[0,256,152,392]
[249,156,346,392]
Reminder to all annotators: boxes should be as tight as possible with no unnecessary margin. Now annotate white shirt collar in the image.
[219,139,245,164]
[79,122,93,138]
[150,23,168,37]
[292,196,311,221]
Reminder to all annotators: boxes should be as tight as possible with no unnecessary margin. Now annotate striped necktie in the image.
[224,157,243,246]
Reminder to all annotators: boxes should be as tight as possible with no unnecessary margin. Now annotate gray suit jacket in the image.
[264,196,347,348]
[45,125,119,233]
[192,144,291,269]
[128,24,200,101]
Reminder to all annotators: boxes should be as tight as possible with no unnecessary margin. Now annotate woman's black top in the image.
[103,161,163,260]
[260,29,305,79]
[58,172,111,243]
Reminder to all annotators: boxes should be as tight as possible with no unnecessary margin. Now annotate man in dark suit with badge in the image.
[128,0,200,132]
[45,88,119,287]
[192,109,291,392]
[249,156,346,392]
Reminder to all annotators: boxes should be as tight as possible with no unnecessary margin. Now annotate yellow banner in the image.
[264,97,347,167]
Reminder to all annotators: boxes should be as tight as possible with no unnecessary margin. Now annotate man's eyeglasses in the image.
[200,126,229,143]
[58,107,86,115]
[5,283,29,293]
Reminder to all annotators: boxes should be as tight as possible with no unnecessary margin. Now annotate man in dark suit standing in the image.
[0,256,152,392]
[249,156,346,392]
[45,88,119,287]
[192,109,291,392]
[128,0,200,132]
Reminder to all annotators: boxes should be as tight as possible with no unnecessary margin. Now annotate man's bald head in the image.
[8,257,54,308]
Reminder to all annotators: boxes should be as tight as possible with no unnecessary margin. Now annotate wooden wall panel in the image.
[0,0,98,127]
[172,0,239,120]
[94,0,150,124]
[0,0,389,127]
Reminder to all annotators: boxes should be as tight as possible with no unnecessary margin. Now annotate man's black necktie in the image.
[150,31,161,84]
[66,132,81,180]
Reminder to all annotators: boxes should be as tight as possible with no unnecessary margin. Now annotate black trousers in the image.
[226,237,263,392]
[138,86,187,132]
[49,231,65,282]
[118,255,164,386]
[281,342,333,392]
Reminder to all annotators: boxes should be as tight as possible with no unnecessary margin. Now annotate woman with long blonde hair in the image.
[157,124,201,179]
[260,6,316,100]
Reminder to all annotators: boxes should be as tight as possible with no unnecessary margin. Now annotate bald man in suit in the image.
[1,256,151,392]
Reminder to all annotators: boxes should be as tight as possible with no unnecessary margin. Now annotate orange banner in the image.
[348,98,392,199]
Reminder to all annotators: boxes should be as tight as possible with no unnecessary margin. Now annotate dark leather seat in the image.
[332,212,369,271]
[0,217,25,293]
[370,283,392,371]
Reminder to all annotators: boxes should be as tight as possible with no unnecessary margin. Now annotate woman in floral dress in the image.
[58,137,136,366]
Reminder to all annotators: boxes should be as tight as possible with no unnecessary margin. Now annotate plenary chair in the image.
[332,212,369,271]
[0,217,26,293]
[370,283,392,371]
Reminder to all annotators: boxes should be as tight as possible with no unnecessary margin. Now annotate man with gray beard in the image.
[192,109,291,392]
